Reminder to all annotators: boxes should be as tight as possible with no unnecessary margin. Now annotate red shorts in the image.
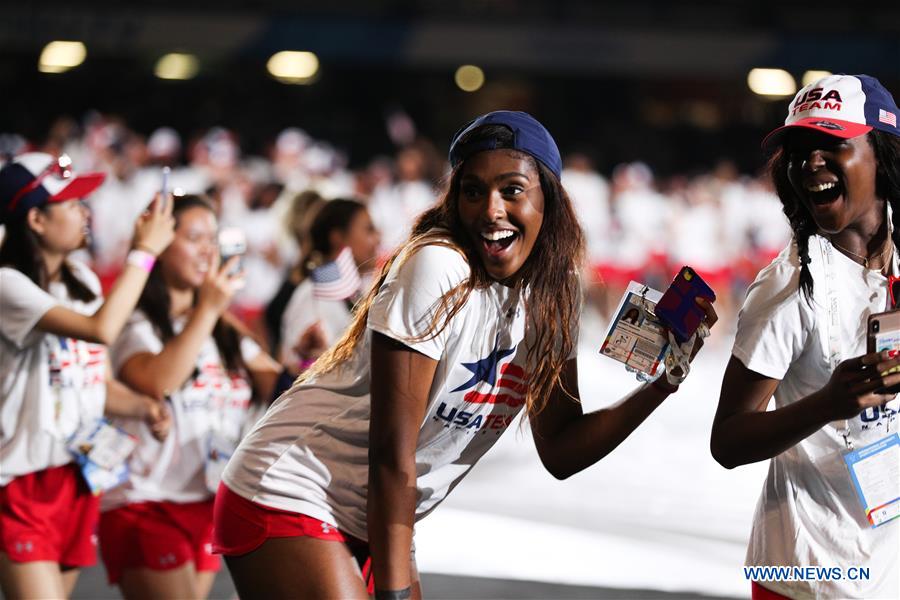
[751,581,792,600]
[212,483,373,593]
[0,463,99,567]
[98,500,220,584]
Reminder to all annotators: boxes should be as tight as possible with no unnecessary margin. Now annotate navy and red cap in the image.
[448,110,563,179]
[763,74,900,150]
[0,153,105,225]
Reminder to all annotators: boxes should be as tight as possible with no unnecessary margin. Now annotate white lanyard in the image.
[816,235,899,450]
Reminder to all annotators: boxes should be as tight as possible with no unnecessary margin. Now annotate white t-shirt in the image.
[102,311,261,509]
[279,279,354,369]
[733,235,899,599]
[223,242,559,541]
[0,261,107,485]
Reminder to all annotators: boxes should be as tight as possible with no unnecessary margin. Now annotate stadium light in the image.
[267,51,319,84]
[455,65,485,92]
[802,70,832,86]
[747,68,797,98]
[155,53,199,80]
[38,41,86,74]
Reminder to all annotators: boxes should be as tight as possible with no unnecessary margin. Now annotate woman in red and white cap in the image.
[0,153,175,598]
[712,74,900,599]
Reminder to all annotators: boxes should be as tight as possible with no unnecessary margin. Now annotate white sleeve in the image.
[367,244,471,361]
[109,312,164,375]
[732,255,811,380]
[240,335,262,364]
[280,281,316,366]
[0,268,60,348]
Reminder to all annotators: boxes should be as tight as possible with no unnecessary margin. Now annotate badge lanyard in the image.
[817,235,899,450]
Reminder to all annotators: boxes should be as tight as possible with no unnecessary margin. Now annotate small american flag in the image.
[879,109,897,128]
[310,246,361,301]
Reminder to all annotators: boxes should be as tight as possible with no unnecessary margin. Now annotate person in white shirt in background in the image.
[84,121,161,288]
[666,174,732,334]
[0,152,174,599]
[98,194,281,600]
[600,161,671,314]
[279,198,381,374]
[712,74,900,600]
[368,141,439,254]
[561,153,612,317]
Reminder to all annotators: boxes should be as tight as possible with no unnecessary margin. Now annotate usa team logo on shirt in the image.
[432,340,530,435]
[450,341,528,408]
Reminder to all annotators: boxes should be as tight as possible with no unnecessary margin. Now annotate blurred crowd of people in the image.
[2,112,792,347]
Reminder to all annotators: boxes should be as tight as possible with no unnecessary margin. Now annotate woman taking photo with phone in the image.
[0,153,174,598]
[711,74,900,599]
[213,111,717,599]
[98,194,280,599]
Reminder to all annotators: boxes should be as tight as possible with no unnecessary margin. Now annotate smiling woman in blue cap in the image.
[213,111,718,599]
[712,74,900,599]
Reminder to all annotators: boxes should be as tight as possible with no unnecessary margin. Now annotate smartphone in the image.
[655,266,716,344]
[218,227,247,276]
[867,309,900,392]
[159,166,171,211]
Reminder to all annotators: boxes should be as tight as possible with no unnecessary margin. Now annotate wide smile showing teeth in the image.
[806,181,838,192]
[481,230,516,241]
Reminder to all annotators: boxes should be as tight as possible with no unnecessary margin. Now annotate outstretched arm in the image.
[531,358,675,479]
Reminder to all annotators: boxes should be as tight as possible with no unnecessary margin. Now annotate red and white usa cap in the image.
[763,74,900,150]
[0,153,105,225]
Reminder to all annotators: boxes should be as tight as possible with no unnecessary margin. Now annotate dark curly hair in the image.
[769,130,900,302]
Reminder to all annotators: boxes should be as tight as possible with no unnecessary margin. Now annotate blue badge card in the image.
[67,418,137,495]
[843,433,900,528]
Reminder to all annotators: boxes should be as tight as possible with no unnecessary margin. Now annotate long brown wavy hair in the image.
[303,124,586,420]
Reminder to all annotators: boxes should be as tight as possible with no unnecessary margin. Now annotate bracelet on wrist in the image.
[651,378,679,395]
[375,588,412,600]
[126,249,156,273]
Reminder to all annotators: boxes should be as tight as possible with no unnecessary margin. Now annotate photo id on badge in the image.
[67,418,137,495]
[843,433,900,528]
[600,281,669,378]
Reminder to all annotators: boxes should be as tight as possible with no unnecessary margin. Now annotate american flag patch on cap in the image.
[880,108,897,127]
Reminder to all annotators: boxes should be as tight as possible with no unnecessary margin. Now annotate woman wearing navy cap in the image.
[712,74,900,599]
[0,153,174,598]
[214,111,718,599]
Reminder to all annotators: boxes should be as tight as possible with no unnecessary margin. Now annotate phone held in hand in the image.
[218,227,247,276]
[654,266,716,344]
[867,309,900,393]
[159,166,171,211]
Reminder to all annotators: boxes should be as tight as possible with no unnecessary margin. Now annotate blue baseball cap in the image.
[763,74,900,150]
[448,110,562,179]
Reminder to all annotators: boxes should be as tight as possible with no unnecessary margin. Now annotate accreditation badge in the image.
[843,433,900,528]
[600,281,669,378]
[204,431,237,493]
[67,418,137,495]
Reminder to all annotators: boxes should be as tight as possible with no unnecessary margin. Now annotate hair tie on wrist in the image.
[126,249,156,273]
[375,588,412,600]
